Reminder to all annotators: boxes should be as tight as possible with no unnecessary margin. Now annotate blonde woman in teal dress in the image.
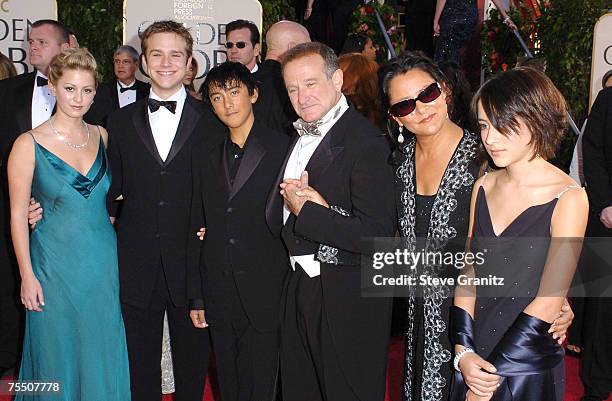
[7,48,130,400]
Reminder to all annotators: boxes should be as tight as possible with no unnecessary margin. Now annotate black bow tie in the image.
[148,98,177,114]
[36,76,48,87]
[119,86,136,93]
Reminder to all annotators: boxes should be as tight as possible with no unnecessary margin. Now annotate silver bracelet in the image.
[453,347,475,372]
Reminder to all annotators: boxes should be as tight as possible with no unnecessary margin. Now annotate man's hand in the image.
[600,206,612,229]
[280,171,310,216]
[196,227,206,241]
[458,352,499,397]
[189,309,208,329]
[28,197,43,229]
[548,298,574,344]
[296,186,329,209]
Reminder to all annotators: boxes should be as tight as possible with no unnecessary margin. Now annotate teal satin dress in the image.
[16,133,130,401]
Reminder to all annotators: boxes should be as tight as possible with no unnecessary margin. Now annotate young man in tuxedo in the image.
[84,45,149,127]
[105,21,221,401]
[187,61,290,401]
[0,19,69,377]
[268,41,396,401]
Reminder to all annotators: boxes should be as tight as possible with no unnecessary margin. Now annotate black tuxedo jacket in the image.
[0,71,37,292]
[106,95,223,308]
[253,60,297,135]
[187,121,291,331]
[85,79,149,127]
[583,87,612,216]
[266,106,397,400]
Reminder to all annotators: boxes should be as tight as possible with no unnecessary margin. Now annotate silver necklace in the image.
[49,118,90,149]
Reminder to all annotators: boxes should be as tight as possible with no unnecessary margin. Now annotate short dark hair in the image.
[341,33,369,54]
[282,42,339,79]
[472,66,568,160]
[202,61,257,100]
[602,69,612,89]
[141,20,193,59]
[31,20,69,44]
[226,19,260,46]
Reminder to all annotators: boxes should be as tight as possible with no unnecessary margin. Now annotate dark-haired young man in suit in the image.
[84,45,149,127]
[105,21,222,401]
[188,61,290,401]
[0,19,69,377]
[269,41,396,401]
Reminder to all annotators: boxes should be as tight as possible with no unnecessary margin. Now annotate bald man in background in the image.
[254,21,310,135]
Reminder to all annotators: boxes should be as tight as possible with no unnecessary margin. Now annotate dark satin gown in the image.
[451,185,566,401]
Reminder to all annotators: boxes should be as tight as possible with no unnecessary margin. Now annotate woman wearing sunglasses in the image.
[379,53,573,401]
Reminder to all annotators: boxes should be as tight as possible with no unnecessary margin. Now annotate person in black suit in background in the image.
[257,21,310,135]
[85,45,149,127]
[187,62,290,401]
[270,42,396,401]
[0,19,69,377]
[580,86,612,401]
[105,21,222,401]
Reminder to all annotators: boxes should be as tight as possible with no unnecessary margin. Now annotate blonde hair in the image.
[0,52,17,80]
[48,48,99,87]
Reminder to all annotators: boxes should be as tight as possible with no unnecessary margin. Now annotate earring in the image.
[398,126,404,144]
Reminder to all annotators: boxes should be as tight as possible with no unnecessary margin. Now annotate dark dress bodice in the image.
[469,185,565,401]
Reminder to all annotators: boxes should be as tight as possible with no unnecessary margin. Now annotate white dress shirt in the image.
[283,95,349,278]
[250,64,259,74]
[31,71,55,129]
[117,80,137,108]
[148,87,187,162]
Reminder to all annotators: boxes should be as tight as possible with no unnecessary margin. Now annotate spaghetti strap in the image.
[28,131,37,144]
[556,184,582,199]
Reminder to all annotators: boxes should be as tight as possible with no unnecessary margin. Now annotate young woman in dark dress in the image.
[451,66,588,401]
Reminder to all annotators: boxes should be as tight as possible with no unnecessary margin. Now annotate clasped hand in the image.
[280,171,329,216]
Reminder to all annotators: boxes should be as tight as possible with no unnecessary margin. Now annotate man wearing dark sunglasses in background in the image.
[225,20,261,74]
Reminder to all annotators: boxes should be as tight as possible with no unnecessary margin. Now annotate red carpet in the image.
[2,338,610,401]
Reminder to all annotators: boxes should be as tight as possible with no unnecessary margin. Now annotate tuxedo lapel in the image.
[110,82,120,110]
[165,96,201,165]
[209,138,230,196]
[136,80,150,100]
[265,133,299,231]
[229,133,265,201]
[15,73,35,132]
[131,100,164,165]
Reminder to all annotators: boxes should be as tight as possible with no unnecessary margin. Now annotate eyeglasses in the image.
[388,82,442,118]
[225,41,248,49]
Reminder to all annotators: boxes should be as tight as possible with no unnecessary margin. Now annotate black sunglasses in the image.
[225,41,247,49]
[389,82,442,118]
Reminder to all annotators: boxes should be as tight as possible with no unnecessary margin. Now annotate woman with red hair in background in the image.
[339,52,383,128]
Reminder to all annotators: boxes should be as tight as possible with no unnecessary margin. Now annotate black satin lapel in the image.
[304,133,343,188]
[265,133,299,232]
[111,84,120,109]
[165,98,200,165]
[229,136,265,200]
[132,102,164,165]
[221,139,231,193]
[15,78,34,132]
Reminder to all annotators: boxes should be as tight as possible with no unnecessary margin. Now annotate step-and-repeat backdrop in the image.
[590,13,612,110]
[124,0,262,86]
[0,0,57,74]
